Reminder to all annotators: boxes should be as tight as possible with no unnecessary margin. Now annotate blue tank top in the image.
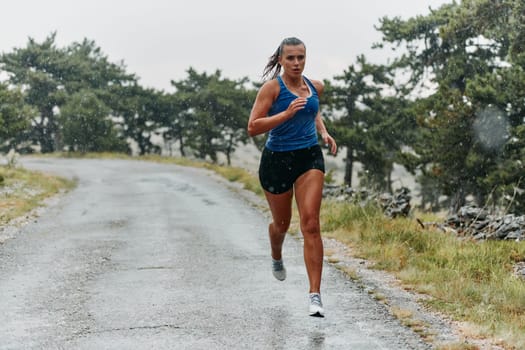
[265,76,319,151]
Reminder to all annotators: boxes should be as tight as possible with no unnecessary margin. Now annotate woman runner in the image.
[247,37,337,317]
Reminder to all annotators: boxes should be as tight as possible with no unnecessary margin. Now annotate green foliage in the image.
[326,55,414,191]
[0,32,135,153]
[170,68,254,164]
[0,33,64,152]
[108,84,165,155]
[0,83,34,152]
[60,91,129,153]
[160,90,195,158]
[375,0,525,213]
[0,33,256,164]
[2,5,524,216]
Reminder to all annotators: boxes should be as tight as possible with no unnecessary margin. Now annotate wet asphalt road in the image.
[0,157,431,350]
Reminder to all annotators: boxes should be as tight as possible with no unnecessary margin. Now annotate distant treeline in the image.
[1,0,524,214]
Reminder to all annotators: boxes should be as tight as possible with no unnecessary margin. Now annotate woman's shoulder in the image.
[258,78,281,98]
[305,77,324,95]
[262,78,281,89]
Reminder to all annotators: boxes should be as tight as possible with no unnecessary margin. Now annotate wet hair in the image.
[262,37,305,81]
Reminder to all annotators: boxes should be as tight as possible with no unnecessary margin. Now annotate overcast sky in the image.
[2,0,451,91]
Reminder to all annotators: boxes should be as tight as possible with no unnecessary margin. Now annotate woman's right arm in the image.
[247,80,306,137]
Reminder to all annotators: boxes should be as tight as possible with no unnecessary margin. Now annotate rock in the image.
[443,206,525,242]
[323,185,412,218]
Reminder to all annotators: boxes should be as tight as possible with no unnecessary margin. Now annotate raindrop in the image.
[473,106,509,152]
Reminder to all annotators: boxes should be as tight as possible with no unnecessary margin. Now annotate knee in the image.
[301,216,320,236]
[271,219,290,234]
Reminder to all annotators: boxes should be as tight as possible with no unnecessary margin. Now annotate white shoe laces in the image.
[272,259,284,271]
[310,293,322,306]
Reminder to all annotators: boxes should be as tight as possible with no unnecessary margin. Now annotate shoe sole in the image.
[309,312,325,318]
[272,267,286,281]
[272,273,286,281]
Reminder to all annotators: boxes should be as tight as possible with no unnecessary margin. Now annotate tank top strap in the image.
[277,75,318,97]
[303,76,318,96]
[276,75,286,90]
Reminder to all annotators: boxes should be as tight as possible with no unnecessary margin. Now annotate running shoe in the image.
[272,258,286,281]
[309,293,324,317]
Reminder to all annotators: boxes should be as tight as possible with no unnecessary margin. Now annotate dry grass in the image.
[391,307,436,342]
[0,165,75,226]
[320,199,525,350]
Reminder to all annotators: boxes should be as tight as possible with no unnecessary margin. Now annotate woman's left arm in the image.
[315,113,337,155]
[312,79,337,155]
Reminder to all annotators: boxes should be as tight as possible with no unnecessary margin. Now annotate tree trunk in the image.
[138,137,147,156]
[344,147,353,187]
[177,134,186,157]
[450,186,466,214]
[225,136,235,166]
[387,167,393,194]
[38,109,57,153]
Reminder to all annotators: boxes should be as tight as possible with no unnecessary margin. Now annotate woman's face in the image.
[278,44,306,78]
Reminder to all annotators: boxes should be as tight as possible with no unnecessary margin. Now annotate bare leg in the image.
[263,189,293,260]
[294,169,324,293]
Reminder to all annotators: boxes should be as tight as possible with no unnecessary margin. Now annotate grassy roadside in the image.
[0,165,76,227]
[321,201,525,349]
[7,153,525,349]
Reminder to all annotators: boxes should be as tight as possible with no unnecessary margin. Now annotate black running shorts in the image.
[258,145,325,194]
